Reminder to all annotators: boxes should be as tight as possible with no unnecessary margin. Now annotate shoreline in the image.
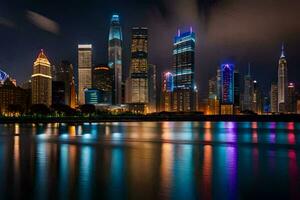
[1,114,300,124]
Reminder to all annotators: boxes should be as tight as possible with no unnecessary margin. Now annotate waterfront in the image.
[0,121,300,199]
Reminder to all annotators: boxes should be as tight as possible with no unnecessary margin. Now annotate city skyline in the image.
[1,0,300,96]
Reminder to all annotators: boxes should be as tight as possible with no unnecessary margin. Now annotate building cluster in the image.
[0,14,300,115]
[206,45,300,115]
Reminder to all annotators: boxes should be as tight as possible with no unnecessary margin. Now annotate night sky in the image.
[1,0,300,96]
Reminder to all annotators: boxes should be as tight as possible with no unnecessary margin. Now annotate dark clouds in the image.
[0,0,300,95]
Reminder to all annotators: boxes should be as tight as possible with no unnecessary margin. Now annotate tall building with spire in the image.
[78,44,92,105]
[108,14,123,105]
[31,49,52,106]
[278,44,288,113]
[172,29,196,112]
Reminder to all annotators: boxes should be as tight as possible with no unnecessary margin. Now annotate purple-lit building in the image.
[220,64,234,114]
[161,72,173,111]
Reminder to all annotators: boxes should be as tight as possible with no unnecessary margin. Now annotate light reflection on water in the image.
[0,122,299,199]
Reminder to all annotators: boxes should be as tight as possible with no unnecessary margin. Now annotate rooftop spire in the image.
[280,42,285,58]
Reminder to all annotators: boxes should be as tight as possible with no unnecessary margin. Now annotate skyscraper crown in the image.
[280,43,285,58]
[34,49,50,66]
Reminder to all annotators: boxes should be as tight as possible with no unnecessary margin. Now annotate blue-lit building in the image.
[0,69,9,84]
[172,29,196,112]
[84,89,101,105]
[108,14,123,105]
[220,64,234,114]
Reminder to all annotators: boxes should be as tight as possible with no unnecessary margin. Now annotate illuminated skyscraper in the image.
[92,65,112,104]
[252,80,262,114]
[172,29,195,112]
[278,44,288,112]
[161,72,173,112]
[52,60,75,107]
[108,14,123,105]
[78,44,92,105]
[243,64,253,111]
[287,82,296,113]
[148,64,157,113]
[208,76,219,115]
[270,83,278,113]
[31,49,52,106]
[220,64,234,114]
[129,27,148,104]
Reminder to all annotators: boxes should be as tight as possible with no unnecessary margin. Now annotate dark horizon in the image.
[1,0,300,96]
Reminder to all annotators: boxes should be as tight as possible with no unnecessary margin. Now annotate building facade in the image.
[278,44,288,113]
[0,79,30,114]
[161,72,173,112]
[31,49,52,106]
[52,60,76,107]
[243,65,252,111]
[270,83,278,113]
[287,83,296,113]
[78,44,92,105]
[220,64,234,114]
[148,64,157,113]
[129,27,149,104]
[108,14,123,105]
[92,65,112,104]
[84,89,101,105]
[172,29,195,112]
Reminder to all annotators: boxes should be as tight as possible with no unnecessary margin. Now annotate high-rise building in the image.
[270,83,278,113]
[234,69,240,113]
[31,49,52,106]
[92,65,112,104]
[208,77,219,115]
[108,14,123,105]
[287,82,296,113]
[52,60,76,107]
[220,64,234,114]
[129,27,148,104]
[52,81,65,105]
[161,72,173,112]
[172,29,195,112]
[252,80,262,114]
[243,64,253,111]
[278,44,288,113]
[78,44,92,105]
[148,64,157,113]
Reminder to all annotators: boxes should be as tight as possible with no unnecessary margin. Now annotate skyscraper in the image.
[252,80,262,114]
[287,82,296,113]
[172,29,195,112]
[129,27,148,104]
[31,49,52,106]
[208,76,219,115]
[92,65,112,104]
[78,44,92,105]
[148,64,157,113]
[161,72,173,112]
[52,60,75,107]
[234,69,240,113]
[243,64,253,111]
[220,64,234,114]
[270,83,278,113]
[108,14,123,105]
[278,44,288,113]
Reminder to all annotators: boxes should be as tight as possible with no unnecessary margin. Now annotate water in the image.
[0,121,300,200]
